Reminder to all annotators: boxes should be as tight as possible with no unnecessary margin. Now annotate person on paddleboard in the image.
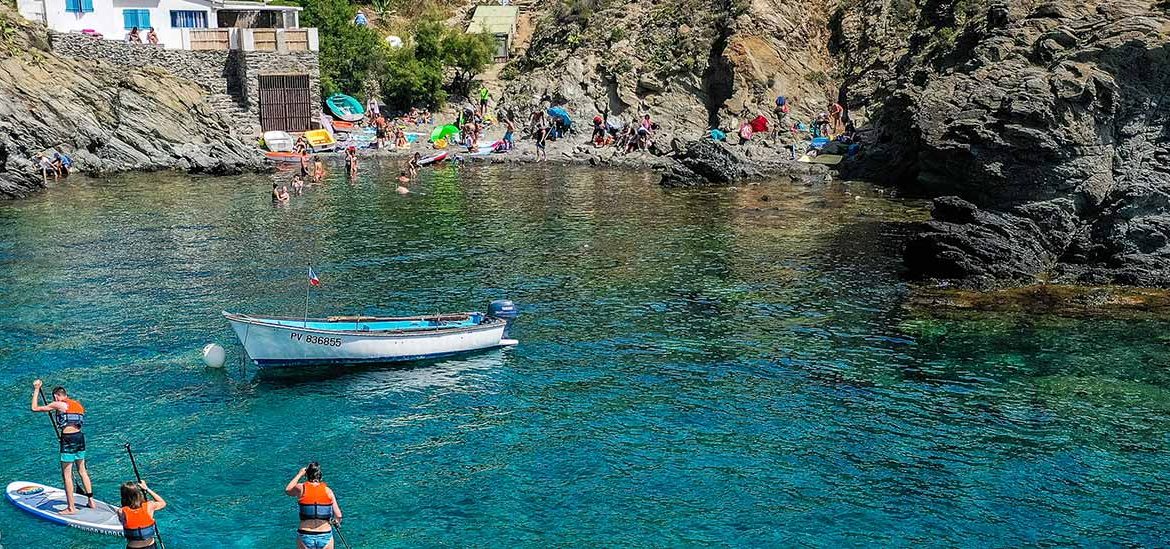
[285,462,343,549]
[30,380,95,514]
[119,480,166,549]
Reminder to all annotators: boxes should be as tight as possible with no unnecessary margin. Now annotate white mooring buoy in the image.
[202,343,226,368]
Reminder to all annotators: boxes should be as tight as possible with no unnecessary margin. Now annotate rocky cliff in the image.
[506,0,1170,287]
[501,0,838,136]
[0,6,264,199]
[834,0,1170,286]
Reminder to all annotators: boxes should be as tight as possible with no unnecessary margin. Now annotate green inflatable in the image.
[430,125,461,142]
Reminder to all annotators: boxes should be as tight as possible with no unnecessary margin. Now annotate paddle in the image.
[331,519,353,549]
[38,387,85,500]
[124,443,167,549]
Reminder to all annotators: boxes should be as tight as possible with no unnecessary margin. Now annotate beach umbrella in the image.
[547,106,572,126]
[430,124,461,142]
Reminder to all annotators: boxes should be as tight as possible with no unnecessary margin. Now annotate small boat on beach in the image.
[325,94,365,122]
[304,129,337,152]
[264,151,309,163]
[262,130,295,152]
[223,300,518,367]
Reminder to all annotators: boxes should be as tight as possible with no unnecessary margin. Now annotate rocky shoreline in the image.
[0,5,267,199]
[350,128,836,188]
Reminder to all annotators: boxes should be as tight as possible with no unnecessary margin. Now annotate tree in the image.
[295,0,385,97]
[379,47,447,110]
[441,31,495,97]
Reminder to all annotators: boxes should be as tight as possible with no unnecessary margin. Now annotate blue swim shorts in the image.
[297,530,333,549]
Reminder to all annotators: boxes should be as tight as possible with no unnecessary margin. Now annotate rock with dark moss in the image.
[660,140,760,187]
[836,0,1170,287]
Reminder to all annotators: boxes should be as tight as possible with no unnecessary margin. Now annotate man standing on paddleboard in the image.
[30,379,95,514]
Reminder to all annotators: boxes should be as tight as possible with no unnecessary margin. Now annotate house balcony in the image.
[180,27,318,52]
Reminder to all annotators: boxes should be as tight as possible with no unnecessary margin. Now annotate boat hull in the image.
[224,313,508,367]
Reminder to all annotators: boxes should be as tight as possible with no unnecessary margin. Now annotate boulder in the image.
[660,140,761,187]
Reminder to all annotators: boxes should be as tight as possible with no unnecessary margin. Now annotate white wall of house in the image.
[21,0,304,50]
[28,0,217,49]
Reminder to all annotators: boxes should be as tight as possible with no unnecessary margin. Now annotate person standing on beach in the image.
[503,118,515,151]
[30,380,95,515]
[535,125,548,162]
[478,85,491,117]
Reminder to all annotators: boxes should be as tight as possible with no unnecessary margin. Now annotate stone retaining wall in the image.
[51,32,238,96]
[49,32,321,130]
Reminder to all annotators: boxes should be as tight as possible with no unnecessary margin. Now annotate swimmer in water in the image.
[396,172,410,195]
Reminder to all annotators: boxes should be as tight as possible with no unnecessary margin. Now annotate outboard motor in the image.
[488,299,518,338]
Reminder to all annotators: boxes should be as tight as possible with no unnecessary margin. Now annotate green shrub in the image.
[552,0,606,23]
[379,46,446,110]
[377,18,494,109]
[804,71,829,85]
[499,61,520,81]
[442,30,495,95]
[295,0,385,97]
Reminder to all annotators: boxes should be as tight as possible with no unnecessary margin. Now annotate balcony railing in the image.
[187,29,232,50]
[180,28,318,52]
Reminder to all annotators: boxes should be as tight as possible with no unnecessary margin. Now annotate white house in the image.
[17,0,304,50]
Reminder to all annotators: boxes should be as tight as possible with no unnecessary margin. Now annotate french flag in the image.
[309,266,321,286]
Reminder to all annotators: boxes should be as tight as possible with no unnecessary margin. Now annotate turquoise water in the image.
[1,161,1169,547]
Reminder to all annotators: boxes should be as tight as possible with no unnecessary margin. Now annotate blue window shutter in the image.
[125,10,149,29]
[65,0,80,12]
[80,0,92,12]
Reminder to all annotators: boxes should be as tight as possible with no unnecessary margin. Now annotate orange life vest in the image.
[298,482,333,521]
[121,504,156,541]
[57,398,85,429]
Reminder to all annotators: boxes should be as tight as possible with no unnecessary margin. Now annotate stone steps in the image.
[206,93,260,139]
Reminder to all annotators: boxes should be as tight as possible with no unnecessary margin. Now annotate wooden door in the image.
[258,74,311,132]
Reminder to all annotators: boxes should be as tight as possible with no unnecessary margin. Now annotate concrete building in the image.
[467,5,518,62]
[17,0,311,51]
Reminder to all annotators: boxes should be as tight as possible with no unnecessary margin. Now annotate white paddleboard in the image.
[6,481,124,536]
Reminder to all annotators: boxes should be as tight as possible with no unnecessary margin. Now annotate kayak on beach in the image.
[6,481,124,536]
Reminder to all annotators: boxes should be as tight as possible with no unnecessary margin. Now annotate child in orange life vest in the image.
[286,462,344,549]
[30,380,94,514]
[119,481,166,549]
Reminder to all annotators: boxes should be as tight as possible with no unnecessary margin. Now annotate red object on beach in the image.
[749,115,769,133]
[264,151,308,163]
[332,120,356,132]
